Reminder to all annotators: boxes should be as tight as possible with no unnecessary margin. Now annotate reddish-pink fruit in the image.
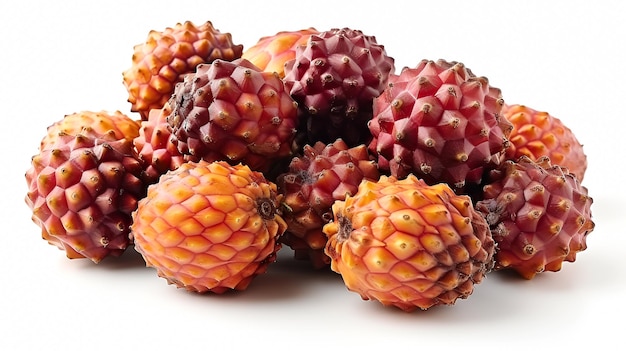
[167,58,299,173]
[283,27,395,148]
[475,156,595,279]
[25,133,147,263]
[133,104,195,184]
[277,139,380,268]
[368,59,512,191]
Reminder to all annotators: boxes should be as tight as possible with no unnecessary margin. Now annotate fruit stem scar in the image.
[336,214,353,242]
[257,198,276,220]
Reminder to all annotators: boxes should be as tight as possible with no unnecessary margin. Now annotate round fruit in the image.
[475,156,595,279]
[122,21,243,120]
[368,59,512,191]
[277,138,379,268]
[501,103,588,181]
[130,160,287,293]
[166,58,299,173]
[41,110,140,151]
[323,174,495,311]
[25,133,147,263]
[241,28,319,78]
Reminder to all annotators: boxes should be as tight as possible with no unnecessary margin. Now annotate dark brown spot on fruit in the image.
[257,198,276,220]
[336,215,353,242]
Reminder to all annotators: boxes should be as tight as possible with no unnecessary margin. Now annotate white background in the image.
[2,1,624,350]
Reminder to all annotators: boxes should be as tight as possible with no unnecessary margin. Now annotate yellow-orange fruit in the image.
[130,160,287,293]
[123,21,243,120]
[324,174,495,311]
[41,110,140,151]
[502,104,587,181]
[242,28,319,78]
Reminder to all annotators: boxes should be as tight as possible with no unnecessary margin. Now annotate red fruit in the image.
[368,59,512,191]
[167,58,299,173]
[133,104,196,184]
[475,156,595,279]
[25,133,147,263]
[277,139,380,268]
[283,27,395,148]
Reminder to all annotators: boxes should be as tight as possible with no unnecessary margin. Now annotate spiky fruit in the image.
[368,59,512,191]
[475,156,594,279]
[323,174,495,312]
[130,160,287,293]
[25,133,147,263]
[41,110,140,151]
[167,58,299,173]
[133,104,196,184]
[501,103,588,181]
[277,139,379,268]
[241,28,319,79]
[283,28,395,148]
[123,20,244,120]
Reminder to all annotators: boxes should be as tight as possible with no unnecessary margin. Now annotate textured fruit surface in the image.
[167,58,299,172]
[123,21,243,120]
[130,160,287,293]
[277,139,379,268]
[25,134,147,263]
[41,110,140,151]
[283,27,395,148]
[242,28,319,78]
[134,104,194,184]
[324,174,495,311]
[475,156,594,279]
[502,103,587,181]
[368,59,512,190]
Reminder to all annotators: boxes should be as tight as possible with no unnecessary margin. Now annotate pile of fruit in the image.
[24,20,595,312]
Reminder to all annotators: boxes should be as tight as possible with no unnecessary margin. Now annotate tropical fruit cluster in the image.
[24,20,595,312]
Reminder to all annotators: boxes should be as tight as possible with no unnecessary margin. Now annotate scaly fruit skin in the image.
[323,174,495,312]
[283,28,395,148]
[123,21,243,120]
[25,133,147,263]
[133,104,196,184]
[167,58,299,173]
[277,139,380,268]
[130,160,287,293]
[242,28,319,79]
[368,59,512,191]
[475,156,594,279]
[41,110,140,151]
[502,103,588,181]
